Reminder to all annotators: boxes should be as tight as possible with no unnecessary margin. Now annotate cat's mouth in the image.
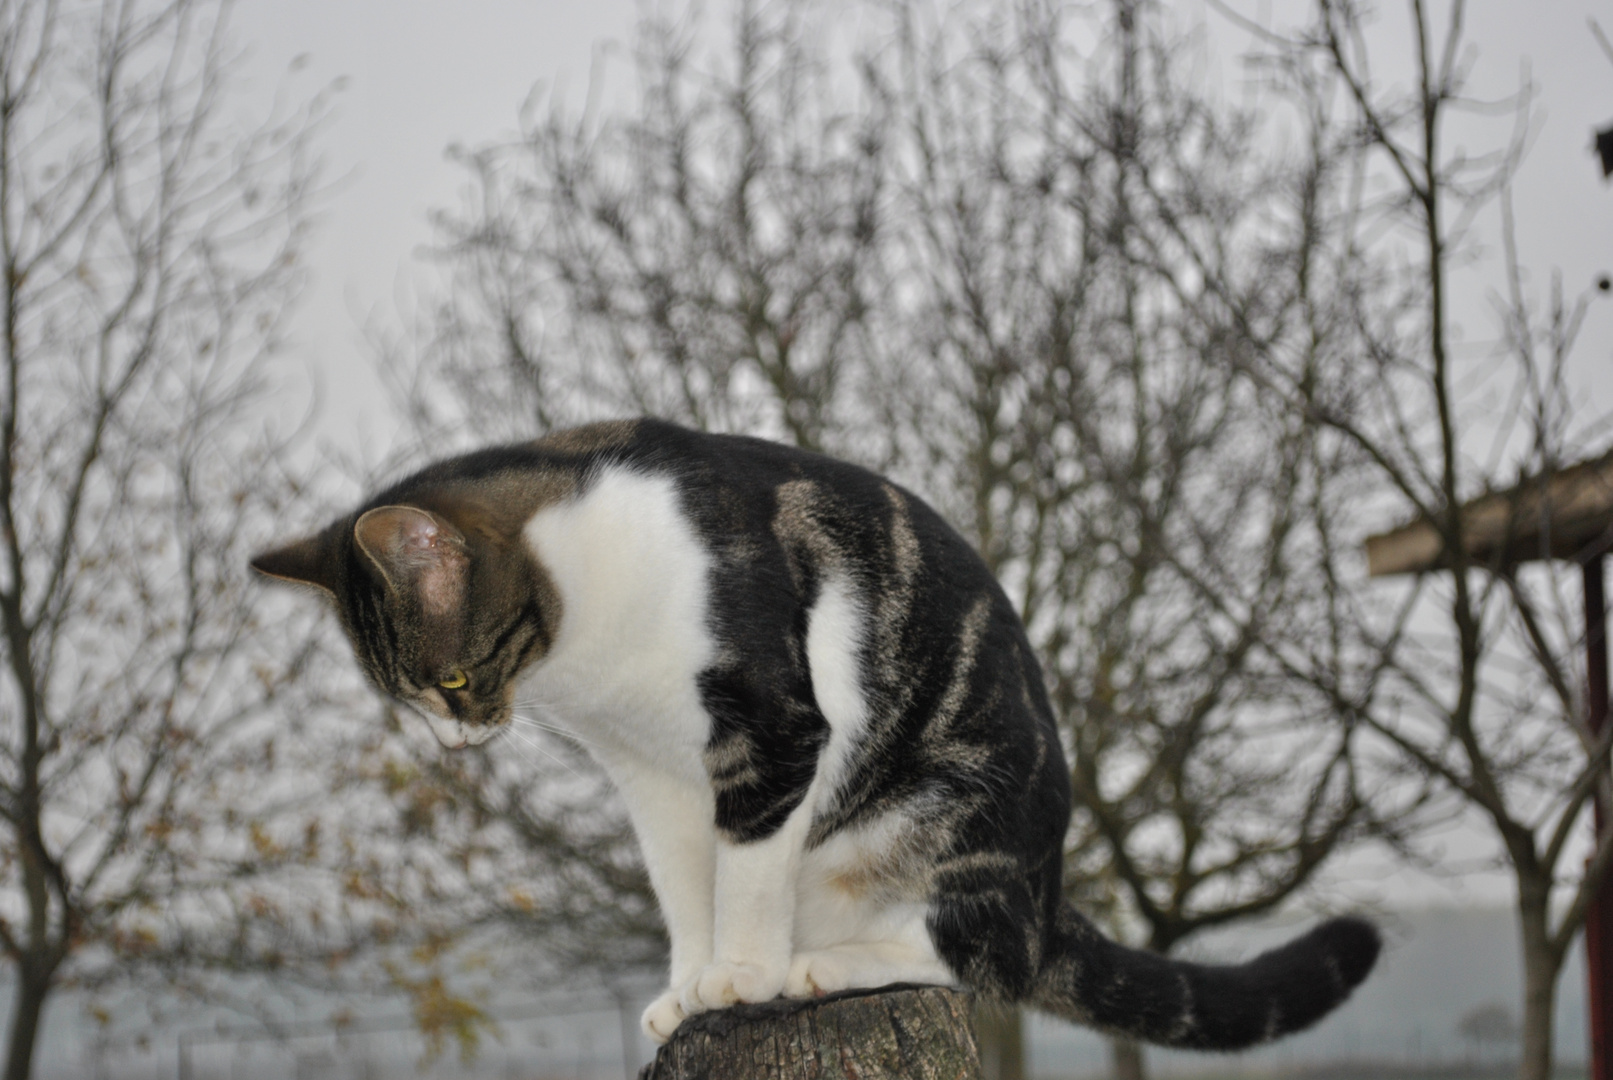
[414,706,506,749]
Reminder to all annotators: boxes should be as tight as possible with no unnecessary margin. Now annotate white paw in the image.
[641,989,686,1044]
[785,951,855,998]
[677,960,787,1015]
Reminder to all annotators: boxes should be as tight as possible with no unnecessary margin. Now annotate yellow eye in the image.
[438,671,467,690]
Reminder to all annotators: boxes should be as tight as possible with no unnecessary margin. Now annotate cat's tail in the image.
[1029,903,1380,1051]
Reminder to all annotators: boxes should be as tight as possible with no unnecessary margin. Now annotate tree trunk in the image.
[974,1001,1024,1080]
[1110,1035,1145,1080]
[3,966,49,1080]
[640,986,981,1080]
[1518,926,1559,1080]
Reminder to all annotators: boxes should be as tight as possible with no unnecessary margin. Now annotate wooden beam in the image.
[1365,451,1613,576]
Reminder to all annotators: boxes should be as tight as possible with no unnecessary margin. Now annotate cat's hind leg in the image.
[925,857,1048,1004]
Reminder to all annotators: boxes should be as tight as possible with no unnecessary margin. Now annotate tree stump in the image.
[639,985,982,1080]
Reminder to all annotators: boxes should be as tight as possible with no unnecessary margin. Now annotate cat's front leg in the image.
[675,801,814,1016]
[598,755,718,1043]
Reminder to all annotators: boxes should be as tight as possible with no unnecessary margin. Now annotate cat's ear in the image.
[353,505,468,617]
[251,534,338,594]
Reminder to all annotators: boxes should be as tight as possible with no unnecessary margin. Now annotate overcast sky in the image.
[231,0,1613,471]
[229,0,1613,907]
[229,0,631,461]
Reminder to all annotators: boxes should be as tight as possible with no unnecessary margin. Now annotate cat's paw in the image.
[785,950,856,998]
[641,989,687,1044]
[678,960,787,1014]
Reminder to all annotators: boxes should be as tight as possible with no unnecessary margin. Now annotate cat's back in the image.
[608,421,995,589]
[398,420,1021,671]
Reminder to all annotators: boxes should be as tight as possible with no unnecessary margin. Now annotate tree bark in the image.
[974,1001,1024,1080]
[640,986,981,1080]
[1518,905,1558,1080]
[1109,1035,1145,1080]
[3,966,48,1080]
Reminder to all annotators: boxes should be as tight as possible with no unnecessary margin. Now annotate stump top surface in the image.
[641,985,981,1080]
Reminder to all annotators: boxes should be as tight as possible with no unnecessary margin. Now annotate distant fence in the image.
[172,991,647,1080]
[39,996,1594,1080]
[45,985,662,1080]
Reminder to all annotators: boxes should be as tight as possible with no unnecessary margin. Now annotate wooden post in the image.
[1363,458,1613,1078]
[1586,555,1613,1080]
[639,986,982,1080]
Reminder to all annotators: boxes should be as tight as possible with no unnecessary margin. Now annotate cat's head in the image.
[251,496,561,749]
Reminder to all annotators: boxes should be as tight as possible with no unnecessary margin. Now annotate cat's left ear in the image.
[353,505,468,617]
[251,533,338,594]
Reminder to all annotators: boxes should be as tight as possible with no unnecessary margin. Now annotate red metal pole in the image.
[1585,555,1612,1080]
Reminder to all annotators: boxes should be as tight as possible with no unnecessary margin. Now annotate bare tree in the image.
[346,702,664,973]
[1459,1001,1520,1065]
[0,0,355,1074]
[1182,2,1613,1077]
[368,0,897,1041]
[407,0,889,455]
[398,1,1412,1077]
[361,1,883,1023]
[865,5,1422,1076]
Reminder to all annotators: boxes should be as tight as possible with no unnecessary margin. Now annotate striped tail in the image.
[1030,904,1380,1050]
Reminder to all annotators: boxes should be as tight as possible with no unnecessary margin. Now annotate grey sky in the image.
[233,0,638,460]
[233,0,1613,464]
[230,0,1613,907]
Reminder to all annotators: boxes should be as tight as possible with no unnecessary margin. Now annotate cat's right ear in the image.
[250,534,337,595]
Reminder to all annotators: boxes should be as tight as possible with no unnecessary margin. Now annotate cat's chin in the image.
[420,711,502,750]
[462,721,502,746]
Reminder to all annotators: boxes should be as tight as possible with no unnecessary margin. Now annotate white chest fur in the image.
[517,467,716,779]
[515,465,953,1043]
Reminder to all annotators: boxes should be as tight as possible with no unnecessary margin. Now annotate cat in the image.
[251,418,1379,1047]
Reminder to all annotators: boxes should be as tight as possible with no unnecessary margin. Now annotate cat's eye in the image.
[438,670,467,690]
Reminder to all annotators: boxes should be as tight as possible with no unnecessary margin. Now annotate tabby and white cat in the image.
[252,419,1378,1046]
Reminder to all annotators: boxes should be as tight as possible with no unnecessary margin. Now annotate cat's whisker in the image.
[509,712,596,749]
[495,726,546,773]
[511,691,594,712]
[508,702,578,727]
[496,725,556,775]
[501,722,578,775]
[508,696,600,740]
[498,728,571,778]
